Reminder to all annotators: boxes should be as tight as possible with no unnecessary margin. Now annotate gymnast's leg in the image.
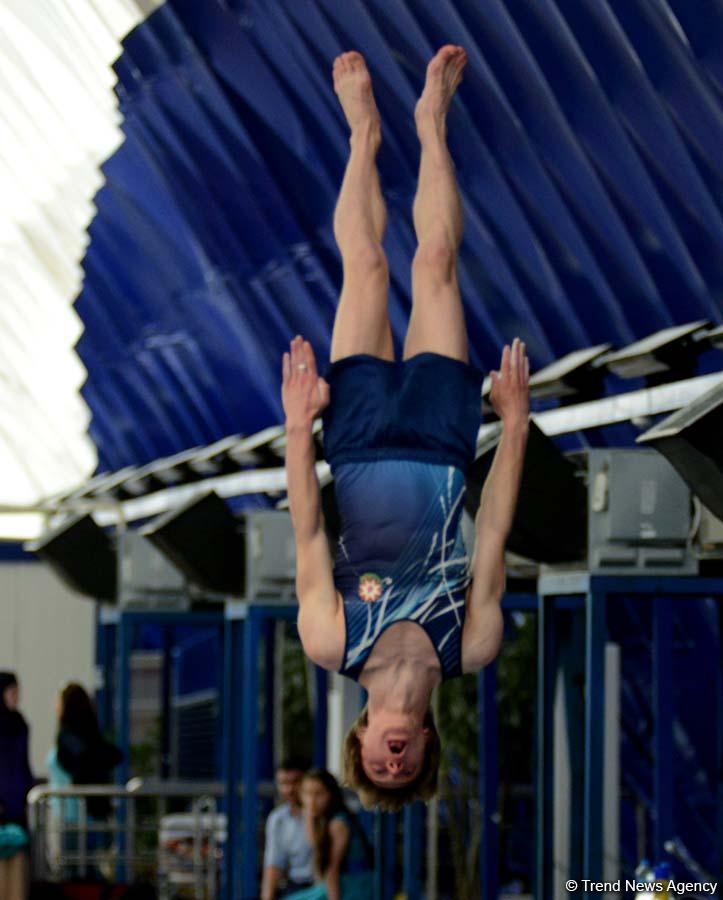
[404,45,469,363]
[330,52,393,363]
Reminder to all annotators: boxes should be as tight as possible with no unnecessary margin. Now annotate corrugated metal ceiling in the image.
[76,0,723,473]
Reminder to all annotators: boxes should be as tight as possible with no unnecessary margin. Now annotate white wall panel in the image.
[0,561,95,774]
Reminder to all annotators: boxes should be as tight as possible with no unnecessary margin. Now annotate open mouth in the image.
[388,740,406,754]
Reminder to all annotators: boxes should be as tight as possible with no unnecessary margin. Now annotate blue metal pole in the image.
[583,586,606,891]
[564,613,586,885]
[479,661,499,900]
[240,609,262,900]
[536,594,556,900]
[313,665,328,768]
[221,605,244,900]
[261,619,275,781]
[116,612,132,884]
[402,803,424,900]
[374,812,396,900]
[717,597,723,885]
[117,613,132,784]
[653,596,674,859]
[97,609,119,736]
[159,626,173,779]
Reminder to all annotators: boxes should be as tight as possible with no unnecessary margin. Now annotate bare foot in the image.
[415,45,467,138]
[333,51,380,136]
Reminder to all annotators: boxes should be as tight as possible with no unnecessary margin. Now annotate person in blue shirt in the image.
[283,46,529,811]
[261,758,314,899]
[284,769,372,900]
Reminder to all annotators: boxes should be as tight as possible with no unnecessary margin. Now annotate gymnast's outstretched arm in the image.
[282,336,342,665]
[462,337,529,672]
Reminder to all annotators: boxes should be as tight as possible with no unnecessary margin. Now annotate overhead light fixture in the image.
[594,320,708,381]
[26,514,117,601]
[87,467,141,500]
[185,434,245,477]
[636,379,723,521]
[226,425,287,467]
[141,490,244,596]
[527,343,611,402]
[466,420,587,563]
[694,323,723,351]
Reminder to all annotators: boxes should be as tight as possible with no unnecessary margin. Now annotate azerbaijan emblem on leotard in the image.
[358,572,383,602]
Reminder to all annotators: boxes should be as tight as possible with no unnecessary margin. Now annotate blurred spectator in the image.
[261,757,314,899]
[285,768,373,900]
[47,683,122,879]
[0,671,33,900]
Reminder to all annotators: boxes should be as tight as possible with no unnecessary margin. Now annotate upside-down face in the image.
[357,712,430,788]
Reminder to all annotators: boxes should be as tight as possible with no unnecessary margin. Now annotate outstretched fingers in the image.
[302,340,318,379]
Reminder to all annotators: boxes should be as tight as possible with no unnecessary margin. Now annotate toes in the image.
[339,51,362,67]
[333,50,366,78]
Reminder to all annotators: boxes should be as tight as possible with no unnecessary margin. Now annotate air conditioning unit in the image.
[119,530,188,610]
[244,510,296,602]
[586,449,696,575]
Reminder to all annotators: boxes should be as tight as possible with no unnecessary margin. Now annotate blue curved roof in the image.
[76,0,723,472]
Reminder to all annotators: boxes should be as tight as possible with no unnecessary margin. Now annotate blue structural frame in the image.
[536,574,723,900]
[98,578,723,898]
[114,609,224,783]
[101,608,224,882]
[222,601,328,900]
[97,607,119,735]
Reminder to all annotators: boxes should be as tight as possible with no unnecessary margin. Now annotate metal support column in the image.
[116,612,132,884]
[261,619,276,783]
[160,626,173,779]
[222,604,245,900]
[374,812,396,900]
[479,661,499,900]
[563,612,586,886]
[653,596,674,859]
[717,597,723,885]
[536,594,556,900]
[97,608,119,736]
[583,586,605,889]
[402,803,425,900]
[313,666,328,768]
[240,609,262,900]
[117,613,132,784]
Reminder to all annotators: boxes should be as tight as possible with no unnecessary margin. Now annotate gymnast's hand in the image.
[282,335,330,429]
[489,337,529,427]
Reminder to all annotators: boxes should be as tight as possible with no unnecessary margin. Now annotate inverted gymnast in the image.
[282,46,529,810]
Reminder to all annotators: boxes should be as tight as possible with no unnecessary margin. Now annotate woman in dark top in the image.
[0,671,34,900]
[54,683,123,877]
[56,683,123,820]
[286,768,372,900]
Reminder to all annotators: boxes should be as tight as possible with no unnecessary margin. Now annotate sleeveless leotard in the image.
[321,352,483,683]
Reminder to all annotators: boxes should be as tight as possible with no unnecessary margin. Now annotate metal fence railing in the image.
[27,780,225,899]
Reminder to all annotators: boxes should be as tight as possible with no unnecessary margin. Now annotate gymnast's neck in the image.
[360,645,441,721]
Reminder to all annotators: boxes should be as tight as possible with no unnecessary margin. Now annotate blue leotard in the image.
[321,353,483,682]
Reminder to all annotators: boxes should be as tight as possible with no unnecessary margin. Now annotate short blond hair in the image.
[341,705,441,812]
